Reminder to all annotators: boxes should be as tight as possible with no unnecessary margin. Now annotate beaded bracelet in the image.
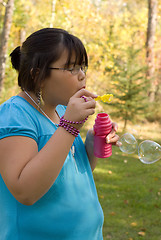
[58,121,80,137]
[60,115,88,125]
[58,96,88,137]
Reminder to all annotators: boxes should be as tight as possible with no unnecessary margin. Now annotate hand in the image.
[64,89,97,129]
[106,122,121,147]
[86,122,121,147]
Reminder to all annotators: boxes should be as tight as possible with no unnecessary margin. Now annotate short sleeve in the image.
[0,102,38,142]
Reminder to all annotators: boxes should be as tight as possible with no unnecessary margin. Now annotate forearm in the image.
[85,130,99,171]
[17,127,75,205]
[85,146,99,171]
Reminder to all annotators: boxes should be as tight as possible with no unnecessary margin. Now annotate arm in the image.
[85,123,120,171]
[85,129,98,171]
[0,128,75,205]
[0,89,97,205]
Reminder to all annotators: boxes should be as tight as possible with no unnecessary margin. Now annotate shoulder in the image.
[1,96,29,113]
[0,96,36,125]
[0,96,39,142]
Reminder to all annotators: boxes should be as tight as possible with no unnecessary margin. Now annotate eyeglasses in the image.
[48,65,88,75]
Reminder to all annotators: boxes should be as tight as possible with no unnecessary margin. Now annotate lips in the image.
[80,86,86,90]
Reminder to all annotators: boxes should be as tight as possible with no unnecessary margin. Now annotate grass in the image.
[80,119,161,240]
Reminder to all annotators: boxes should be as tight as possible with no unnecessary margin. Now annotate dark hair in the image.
[10,28,88,92]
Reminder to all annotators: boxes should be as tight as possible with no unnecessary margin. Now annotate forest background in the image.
[0,0,161,239]
[0,0,161,128]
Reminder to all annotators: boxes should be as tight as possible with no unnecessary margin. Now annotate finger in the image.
[74,89,98,99]
[88,97,93,100]
[80,96,93,102]
[85,108,95,117]
[106,128,116,142]
[106,134,120,144]
[116,141,122,147]
[83,99,96,109]
[81,96,94,104]
[112,122,118,131]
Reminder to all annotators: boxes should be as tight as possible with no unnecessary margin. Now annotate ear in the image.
[30,68,46,90]
[30,68,40,79]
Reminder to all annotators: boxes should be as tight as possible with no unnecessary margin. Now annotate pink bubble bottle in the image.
[93,113,112,158]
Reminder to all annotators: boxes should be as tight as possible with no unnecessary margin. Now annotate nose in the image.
[78,69,86,81]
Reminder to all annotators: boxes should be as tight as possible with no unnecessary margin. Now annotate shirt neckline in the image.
[15,95,60,127]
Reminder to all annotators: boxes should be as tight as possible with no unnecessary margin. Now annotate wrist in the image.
[59,117,80,137]
[61,115,87,130]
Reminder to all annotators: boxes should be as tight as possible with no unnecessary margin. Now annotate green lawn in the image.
[80,122,161,240]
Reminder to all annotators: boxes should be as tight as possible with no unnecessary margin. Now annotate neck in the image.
[18,91,60,124]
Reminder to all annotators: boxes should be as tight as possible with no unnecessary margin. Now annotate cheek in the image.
[45,74,78,100]
[56,76,77,93]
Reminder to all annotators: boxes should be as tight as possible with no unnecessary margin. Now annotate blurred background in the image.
[0,1,161,239]
[0,0,161,128]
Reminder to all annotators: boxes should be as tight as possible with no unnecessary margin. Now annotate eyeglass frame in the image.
[48,65,88,75]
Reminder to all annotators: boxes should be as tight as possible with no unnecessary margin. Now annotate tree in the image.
[0,0,14,94]
[50,0,57,27]
[109,46,148,130]
[146,0,158,102]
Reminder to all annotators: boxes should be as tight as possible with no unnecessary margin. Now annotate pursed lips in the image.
[80,86,86,90]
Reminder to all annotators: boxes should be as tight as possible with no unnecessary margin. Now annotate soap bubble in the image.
[138,140,161,164]
[118,132,161,164]
[127,127,138,138]
[119,133,138,154]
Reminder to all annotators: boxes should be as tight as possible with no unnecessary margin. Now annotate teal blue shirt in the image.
[0,96,104,240]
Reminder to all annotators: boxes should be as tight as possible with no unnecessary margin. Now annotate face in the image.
[41,49,86,106]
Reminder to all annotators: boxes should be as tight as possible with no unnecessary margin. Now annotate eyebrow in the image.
[62,60,86,68]
[61,62,75,67]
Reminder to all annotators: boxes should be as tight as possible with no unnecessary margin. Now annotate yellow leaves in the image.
[138,231,146,236]
[128,230,146,240]
[99,195,104,199]
[124,199,129,204]
[108,170,112,175]
[154,177,159,181]
[131,222,137,227]
[129,222,146,237]
[109,211,116,216]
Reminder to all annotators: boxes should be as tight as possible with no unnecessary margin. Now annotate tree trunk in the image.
[146,0,157,102]
[0,0,14,94]
[50,0,56,28]
[123,111,128,131]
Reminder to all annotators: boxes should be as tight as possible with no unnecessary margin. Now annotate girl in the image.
[0,28,119,240]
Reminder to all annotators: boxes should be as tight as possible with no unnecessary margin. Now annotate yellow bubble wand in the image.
[95,94,113,103]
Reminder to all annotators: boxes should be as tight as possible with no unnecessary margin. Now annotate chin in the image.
[59,99,69,106]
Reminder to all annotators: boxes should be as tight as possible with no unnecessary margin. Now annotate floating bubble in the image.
[119,133,138,154]
[127,127,139,138]
[118,132,161,164]
[138,140,161,164]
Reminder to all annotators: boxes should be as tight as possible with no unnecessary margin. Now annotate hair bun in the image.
[10,46,21,71]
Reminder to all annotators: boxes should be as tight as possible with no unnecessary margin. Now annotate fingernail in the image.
[106,136,110,143]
